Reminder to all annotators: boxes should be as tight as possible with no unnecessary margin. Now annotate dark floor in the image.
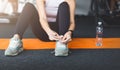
[0,49,120,70]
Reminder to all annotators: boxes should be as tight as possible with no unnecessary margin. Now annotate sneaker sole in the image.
[55,50,68,56]
[5,48,23,56]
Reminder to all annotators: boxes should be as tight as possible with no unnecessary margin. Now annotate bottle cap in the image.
[98,22,102,25]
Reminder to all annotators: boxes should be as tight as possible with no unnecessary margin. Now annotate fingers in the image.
[53,33,60,40]
[61,35,71,43]
[49,36,58,41]
[59,35,63,40]
[49,32,60,41]
[48,31,72,42]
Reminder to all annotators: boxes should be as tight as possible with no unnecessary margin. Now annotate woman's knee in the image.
[21,2,37,15]
[23,2,36,11]
[58,2,70,14]
[25,2,34,7]
[59,2,69,9]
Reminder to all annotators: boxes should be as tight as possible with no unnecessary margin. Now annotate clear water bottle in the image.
[117,1,120,10]
[96,21,103,46]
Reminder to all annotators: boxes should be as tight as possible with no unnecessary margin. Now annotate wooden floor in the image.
[0,38,120,50]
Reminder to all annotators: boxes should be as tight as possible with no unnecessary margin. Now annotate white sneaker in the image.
[55,40,69,56]
[4,36,23,56]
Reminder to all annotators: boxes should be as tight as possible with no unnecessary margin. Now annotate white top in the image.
[45,0,65,22]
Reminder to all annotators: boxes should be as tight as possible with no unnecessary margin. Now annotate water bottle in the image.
[96,21,103,46]
[117,1,120,10]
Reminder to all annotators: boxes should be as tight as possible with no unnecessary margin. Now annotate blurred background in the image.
[0,0,36,15]
[1,0,120,16]
[0,0,120,17]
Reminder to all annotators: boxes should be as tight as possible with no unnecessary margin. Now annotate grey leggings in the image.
[14,2,70,41]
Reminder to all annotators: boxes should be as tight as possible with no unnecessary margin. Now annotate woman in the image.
[5,0,76,56]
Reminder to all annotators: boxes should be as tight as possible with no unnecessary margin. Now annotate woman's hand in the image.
[47,30,60,41]
[60,31,72,43]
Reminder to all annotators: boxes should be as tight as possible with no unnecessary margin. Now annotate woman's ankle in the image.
[13,34,20,39]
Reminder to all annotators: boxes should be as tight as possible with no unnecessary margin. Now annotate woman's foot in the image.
[55,40,69,56]
[4,35,23,56]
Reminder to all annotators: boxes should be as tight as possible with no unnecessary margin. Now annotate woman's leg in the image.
[14,3,50,41]
[56,2,70,35]
[14,2,36,39]
[4,3,51,56]
[55,2,70,56]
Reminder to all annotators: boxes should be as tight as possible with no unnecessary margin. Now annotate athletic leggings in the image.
[14,2,70,42]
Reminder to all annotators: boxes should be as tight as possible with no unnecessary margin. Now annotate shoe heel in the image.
[55,50,68,56]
